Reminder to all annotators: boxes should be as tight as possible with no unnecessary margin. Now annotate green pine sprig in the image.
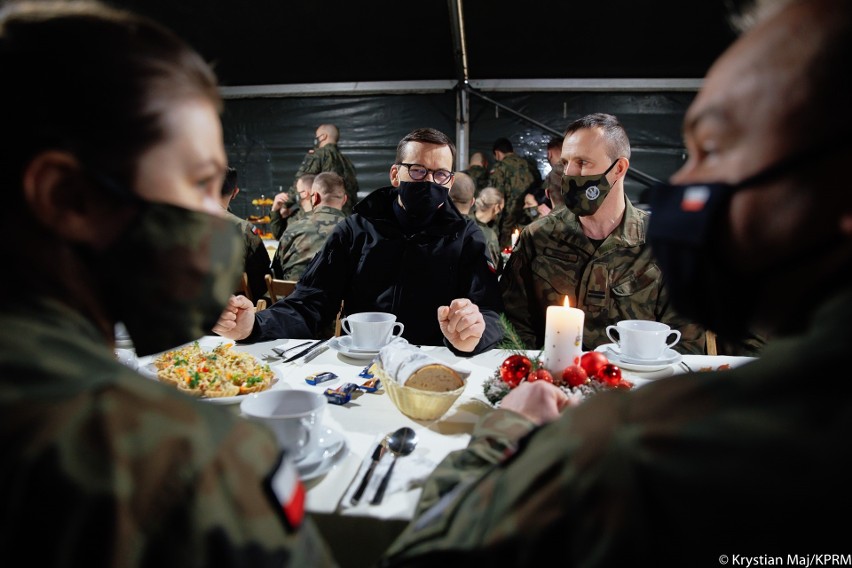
[497,314,544,370]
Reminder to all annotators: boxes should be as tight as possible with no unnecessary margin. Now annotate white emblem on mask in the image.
[585,186,600,200]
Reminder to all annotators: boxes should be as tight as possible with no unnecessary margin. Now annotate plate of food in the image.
[138,340,282,404]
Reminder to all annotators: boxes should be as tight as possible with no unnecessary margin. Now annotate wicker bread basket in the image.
[374,364,465,421]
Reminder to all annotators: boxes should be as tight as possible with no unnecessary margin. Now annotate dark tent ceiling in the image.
[108,0,741,87]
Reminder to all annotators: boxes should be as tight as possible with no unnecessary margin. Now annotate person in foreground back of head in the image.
[379,0,852,564]
[214,128,503,355]
[0,2,336,566]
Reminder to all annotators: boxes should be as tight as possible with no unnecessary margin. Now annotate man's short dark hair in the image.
[492,137,513,154]
[396,128,456,165]
[221,166,238,196]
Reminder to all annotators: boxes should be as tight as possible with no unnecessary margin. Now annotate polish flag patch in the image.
[680,185,711,212]
[265,452,306,531]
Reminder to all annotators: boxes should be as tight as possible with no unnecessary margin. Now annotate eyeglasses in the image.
[398,163,454,185]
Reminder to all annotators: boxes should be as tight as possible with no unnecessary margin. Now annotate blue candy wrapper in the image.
[358,362,377,378]
[324,382,359,405]
[306,371,338,385]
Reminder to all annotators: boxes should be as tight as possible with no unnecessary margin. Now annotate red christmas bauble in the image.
[527,368,554,384]
[580,351,609,378]
[598,363,622,385]
[561,364,589,388]
[500,355,532,388]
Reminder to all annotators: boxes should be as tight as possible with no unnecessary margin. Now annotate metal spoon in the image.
[370,426,418,505]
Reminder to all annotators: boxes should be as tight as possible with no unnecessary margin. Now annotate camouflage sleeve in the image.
[381,409,539,565]
[185,417,337,567]
[499,231,540,348]
[395,408,536,526]
[269,208,287,240]
[271,230,294,280]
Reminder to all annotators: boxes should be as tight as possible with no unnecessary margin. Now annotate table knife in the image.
[350,442,385,505]
[283,339,326,363]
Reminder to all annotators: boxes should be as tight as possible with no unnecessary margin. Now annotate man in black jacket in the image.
[214,128,503,356]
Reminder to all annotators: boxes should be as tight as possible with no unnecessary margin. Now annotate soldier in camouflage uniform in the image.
[270,173,315,240]
[221,167,273,302]
[449,173,502,274]
[381,2,852,563]
[500,114,705,354]
[272,172,347,280]
[461,151,489,192]
[0,4,336,566]
[289,124,359,215]
[488,137,537,249]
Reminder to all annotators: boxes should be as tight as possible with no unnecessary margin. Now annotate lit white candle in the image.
[542,296,584,375]
[510,228,519,249]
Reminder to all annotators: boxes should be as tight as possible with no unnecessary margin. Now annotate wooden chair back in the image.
[705,330,718,356]
[265,274,297,302]
[239,272,253,302]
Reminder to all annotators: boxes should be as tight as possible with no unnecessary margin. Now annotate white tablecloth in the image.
[135,336,755,522]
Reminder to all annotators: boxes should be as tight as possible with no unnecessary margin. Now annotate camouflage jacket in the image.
[472,214,503,275]
[500,197,705,354]
[488,153,536,248]
[272,205,346,280]
[463,164,489,192]
[382,286,852,565]
[270,205,309,241]
[227,210,272,302]
[291,143,359,214]
[0,297,336,567]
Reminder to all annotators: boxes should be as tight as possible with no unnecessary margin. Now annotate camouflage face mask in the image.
[561,159,618,217]
[96,202,244,356]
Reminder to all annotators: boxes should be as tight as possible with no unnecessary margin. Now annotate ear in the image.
[612,156,630,181]
[389,164,401,187]
[22,151,106,244]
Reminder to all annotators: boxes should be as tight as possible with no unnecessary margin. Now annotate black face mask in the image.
[397,180,447,223]
[647,146,824,339]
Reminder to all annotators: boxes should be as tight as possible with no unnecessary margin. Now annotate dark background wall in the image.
[223,90,695,219]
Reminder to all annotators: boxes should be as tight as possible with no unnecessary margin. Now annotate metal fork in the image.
[270,341,313,357]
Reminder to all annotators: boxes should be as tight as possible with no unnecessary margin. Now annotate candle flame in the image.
[563,296,570,308]
[513,228,519,236]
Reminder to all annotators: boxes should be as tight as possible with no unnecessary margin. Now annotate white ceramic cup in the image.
[340,311,404,350]
[240,389,326,461]
[605,319,681,361]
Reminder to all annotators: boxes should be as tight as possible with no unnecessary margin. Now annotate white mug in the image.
[240,389,326,461]
[340,311,404,350]
[605,319,681,361]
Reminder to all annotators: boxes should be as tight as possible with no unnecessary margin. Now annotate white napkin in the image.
[339,433,438,510]
[378,338,472,385]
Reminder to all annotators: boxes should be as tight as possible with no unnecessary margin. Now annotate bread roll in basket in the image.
[375,340,469,421]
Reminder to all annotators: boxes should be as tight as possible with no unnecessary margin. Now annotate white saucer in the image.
[595,343,682,372]
[329,336,383,360]
[296,427,346,481]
